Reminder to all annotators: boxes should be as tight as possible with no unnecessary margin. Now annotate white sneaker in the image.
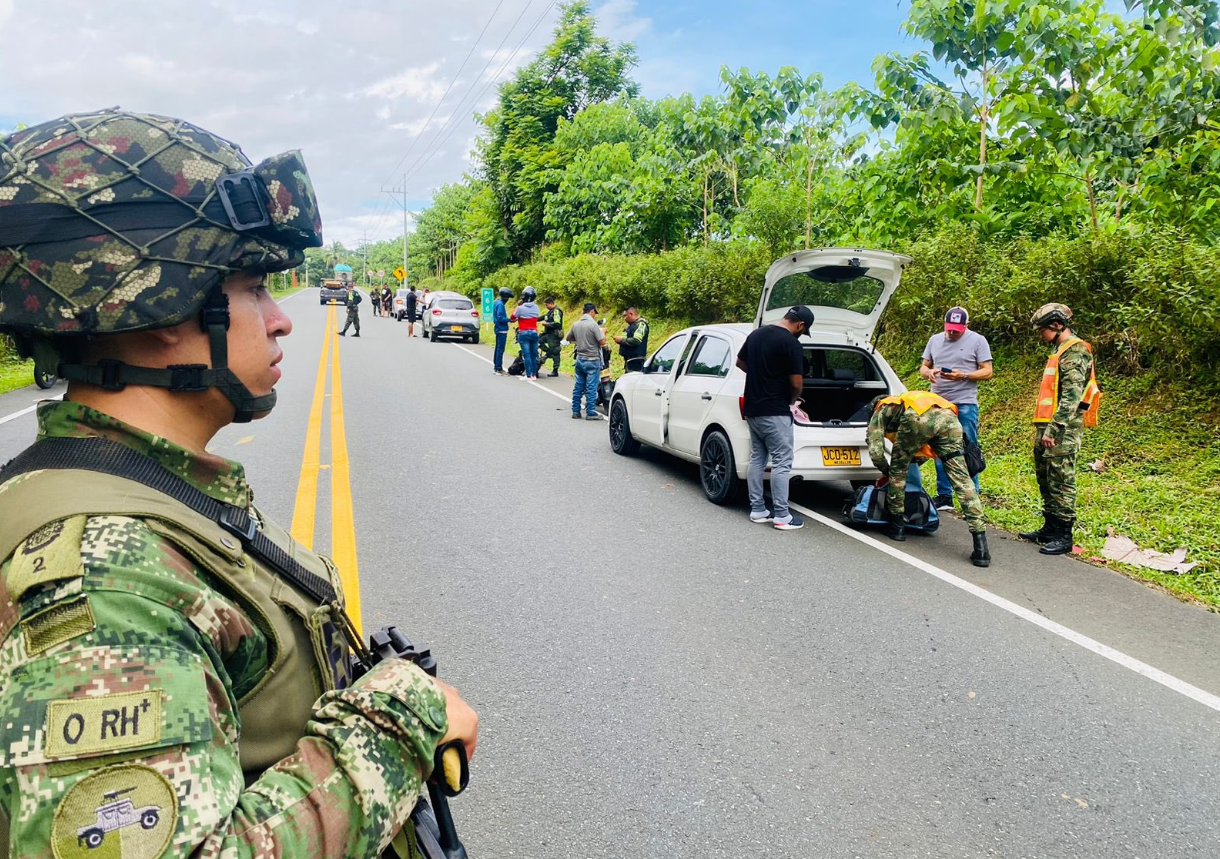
[749,511,772,524]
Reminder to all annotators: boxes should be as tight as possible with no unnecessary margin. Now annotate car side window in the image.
[687,336,731,378]
[647,335,689,375]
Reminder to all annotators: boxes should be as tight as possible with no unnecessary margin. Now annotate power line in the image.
[376,0,510,190]
[400,0,560,188]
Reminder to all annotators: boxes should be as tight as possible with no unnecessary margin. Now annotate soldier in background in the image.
[868,392,991,567]
[1020,303,1101,556]
[614,305,650,372]
[339,281,362,336]
[0,109,477,857]
[539,296,565,377]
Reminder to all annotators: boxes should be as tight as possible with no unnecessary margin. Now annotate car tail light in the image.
[432,308,442,315]
[739,396,746,420]
[471,311,479,318]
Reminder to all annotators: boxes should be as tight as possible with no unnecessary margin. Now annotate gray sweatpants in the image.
[746,414,795,520]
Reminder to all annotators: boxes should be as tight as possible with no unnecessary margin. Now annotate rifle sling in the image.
[0,436,338,606]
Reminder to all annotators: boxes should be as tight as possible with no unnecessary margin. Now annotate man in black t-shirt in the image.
[735,306,813,530]
[405,286,419,337]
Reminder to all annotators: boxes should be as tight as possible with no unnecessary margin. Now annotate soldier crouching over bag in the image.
[0,109,477,858]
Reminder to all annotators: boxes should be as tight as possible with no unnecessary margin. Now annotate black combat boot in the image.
[970,531,991,567]
[1039,517,1075,555]
[884,514,907,542]
[1018,514,1053,543]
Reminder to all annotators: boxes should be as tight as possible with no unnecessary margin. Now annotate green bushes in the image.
[452,242,771,324]
[881,224,1220,386]
[439,223,1220,386]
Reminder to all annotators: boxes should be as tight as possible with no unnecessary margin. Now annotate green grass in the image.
[894,349,1220,608]
[0,356,34,395]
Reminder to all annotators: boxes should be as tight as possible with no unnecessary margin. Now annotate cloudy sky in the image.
[0,0,913,247]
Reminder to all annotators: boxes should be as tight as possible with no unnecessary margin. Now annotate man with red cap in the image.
[916,306,994,511]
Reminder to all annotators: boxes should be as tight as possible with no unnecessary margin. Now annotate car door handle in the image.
[654,390,663,397]
[700,393,713,401]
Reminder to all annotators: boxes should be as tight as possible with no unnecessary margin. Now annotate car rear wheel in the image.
[700,429,741,505]
[609,398,640,456]
[429,329,438,342]
[471,332,480,344]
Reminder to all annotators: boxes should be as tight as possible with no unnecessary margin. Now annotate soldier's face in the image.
[223,272,292,416]
[1038,326,1058,344]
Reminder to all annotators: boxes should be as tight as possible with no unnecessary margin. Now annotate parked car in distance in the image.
[607,247,910,505]
[422,291,480,343]
[319,280,347,306]
[392,288,409,320]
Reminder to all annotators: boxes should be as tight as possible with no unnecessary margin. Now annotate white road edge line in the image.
[0,290,301,426]
[452,343,573,406]
[0,393,64,426]
[787,500,1220,715]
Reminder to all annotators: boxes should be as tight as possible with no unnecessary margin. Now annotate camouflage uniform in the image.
[539,305,564,373]
[341,288,363,335]
[868,401,985,534]
[1033,341,1092,521]
[0,401,447,857]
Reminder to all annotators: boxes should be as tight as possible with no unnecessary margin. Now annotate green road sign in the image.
[481,287,494,320]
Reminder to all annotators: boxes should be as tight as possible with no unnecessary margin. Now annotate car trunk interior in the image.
[796,346,890,426]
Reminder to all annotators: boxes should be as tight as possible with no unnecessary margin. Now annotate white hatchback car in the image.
[607,248,911,504]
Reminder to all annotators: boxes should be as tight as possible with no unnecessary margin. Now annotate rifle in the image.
[350,627,471,859]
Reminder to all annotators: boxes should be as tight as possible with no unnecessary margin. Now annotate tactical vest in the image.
[876,391,959,460]
[1033,337,1101,427]
[620,317,649,361]
[0,467,351,779]
[877,390,958,416]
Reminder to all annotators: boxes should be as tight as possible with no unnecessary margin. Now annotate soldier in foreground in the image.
[0,110,477,857]
[1019,303,1101,556]
[867,391,991,567]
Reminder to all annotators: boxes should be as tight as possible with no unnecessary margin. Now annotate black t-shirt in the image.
[405,292,418,312]
[738,324,804,417]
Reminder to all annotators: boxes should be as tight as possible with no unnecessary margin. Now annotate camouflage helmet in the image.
[0,108,322,337]
[0,109,324,421]
[1030,302,1072,330]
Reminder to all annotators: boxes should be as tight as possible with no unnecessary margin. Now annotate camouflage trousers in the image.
[887,408,985,533]
[341,306,360,335]
[1033,423,1083,520]
[540,336,562,369]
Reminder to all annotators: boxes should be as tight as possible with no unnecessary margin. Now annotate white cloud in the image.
[362,63,447,102]
[595,0,651,42]
[0,0,564,247]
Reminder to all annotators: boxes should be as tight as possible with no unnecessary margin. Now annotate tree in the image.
[477,1,638,260]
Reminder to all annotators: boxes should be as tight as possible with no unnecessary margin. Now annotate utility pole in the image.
[361,229,369,289]
[382,174,410,287]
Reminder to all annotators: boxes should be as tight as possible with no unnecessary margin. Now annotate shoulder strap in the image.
[0,437,337,606]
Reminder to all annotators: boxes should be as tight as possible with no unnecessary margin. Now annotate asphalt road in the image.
[3,293,1219,858]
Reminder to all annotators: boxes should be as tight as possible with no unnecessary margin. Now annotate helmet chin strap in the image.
[58,291,277,423]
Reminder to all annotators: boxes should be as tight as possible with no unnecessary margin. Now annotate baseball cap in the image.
[583,302,598,313]
[944,306,969,333]
[784,306,815,329]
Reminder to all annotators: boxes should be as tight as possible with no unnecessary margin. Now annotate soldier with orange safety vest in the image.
[867,391,991,567]
[1020,303,1102,556]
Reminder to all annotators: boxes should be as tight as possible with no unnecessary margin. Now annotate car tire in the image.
[34,368,57,389]
[429,330,438,342]
[700,429,742,505]
[472,332,480,344]
[609,398,640,456]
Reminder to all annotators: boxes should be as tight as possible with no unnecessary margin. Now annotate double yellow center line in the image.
[290,305,362,631]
